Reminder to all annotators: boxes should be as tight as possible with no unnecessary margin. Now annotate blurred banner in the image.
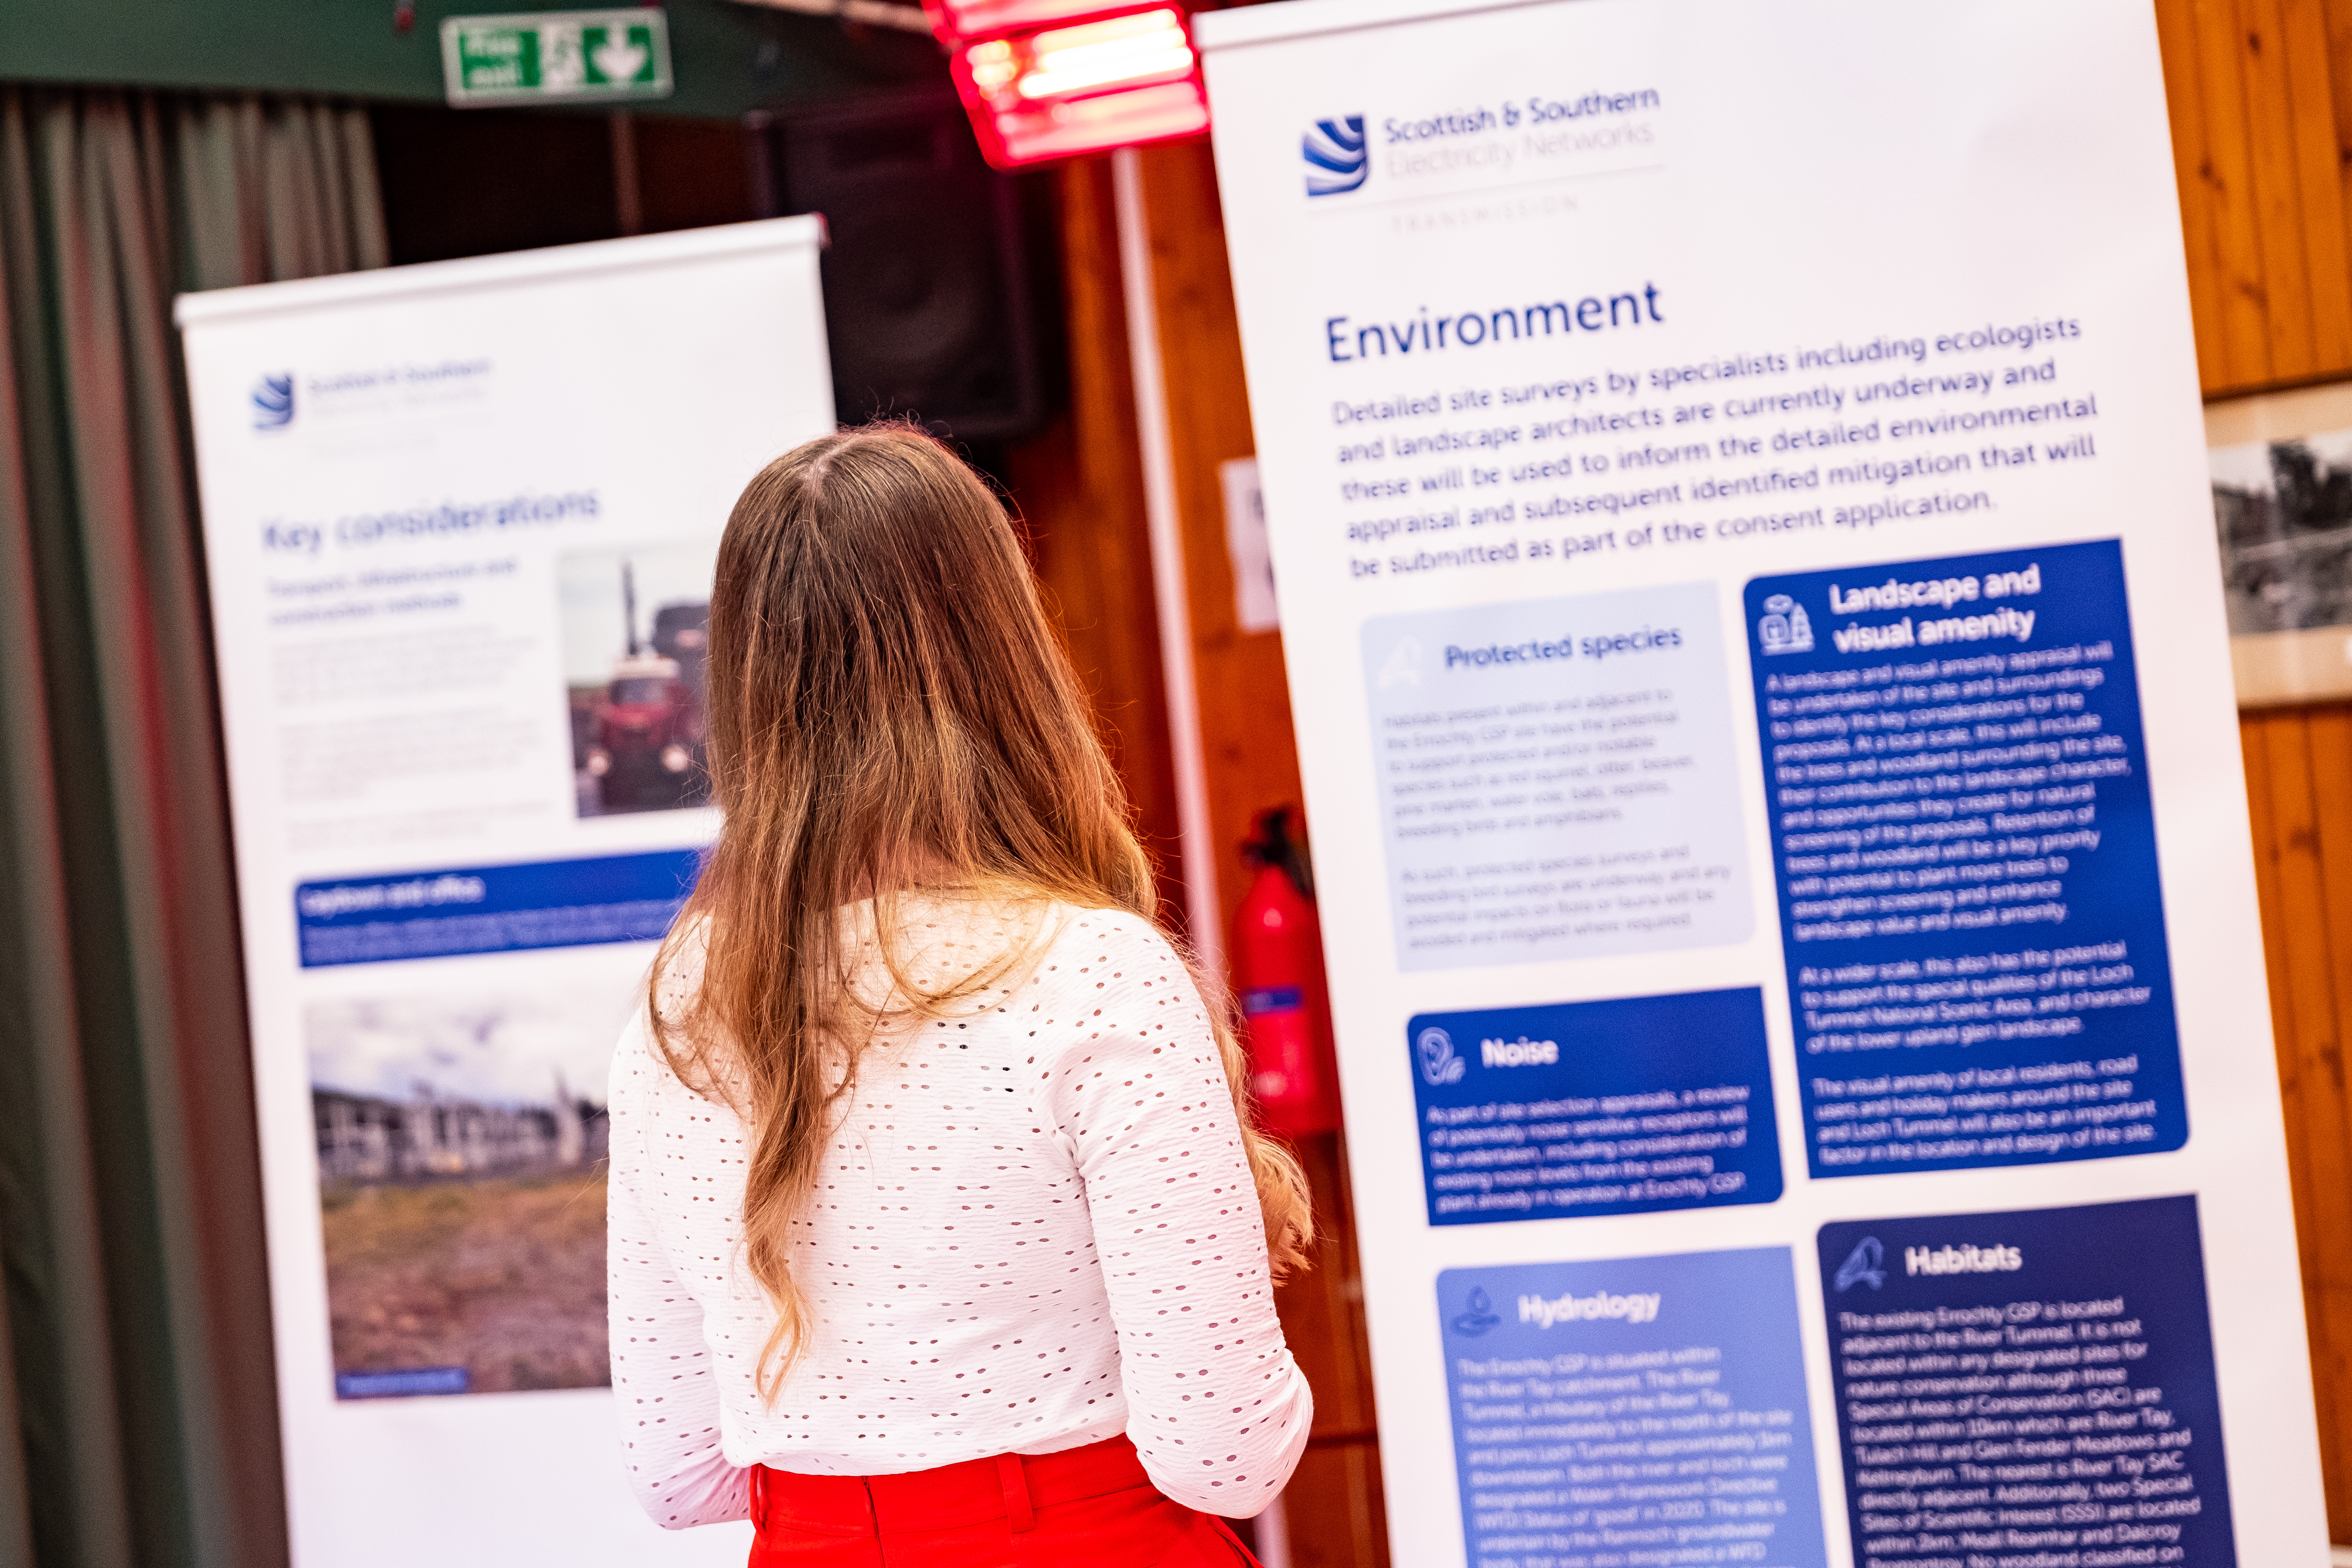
[177,220,831,1566]
[1197,0,2327,1563]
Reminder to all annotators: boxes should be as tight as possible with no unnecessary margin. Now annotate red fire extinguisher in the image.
[1231,806,1343,1136]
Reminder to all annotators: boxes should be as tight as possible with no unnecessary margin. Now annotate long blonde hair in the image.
[647,425,1313,1399]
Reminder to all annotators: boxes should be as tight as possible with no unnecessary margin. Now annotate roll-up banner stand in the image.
[1194,2,2328,1563]
[176,219,832,1566]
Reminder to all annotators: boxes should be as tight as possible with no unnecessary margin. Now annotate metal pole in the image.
[1111,146,1225,973]
[1112,143,1292,1568]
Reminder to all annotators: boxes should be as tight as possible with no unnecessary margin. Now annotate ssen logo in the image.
[250,372,295,432]
[1303,116,1368,196]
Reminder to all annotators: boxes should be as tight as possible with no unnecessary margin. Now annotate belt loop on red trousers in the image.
[995,1453,1035,1532]
[750,1465,768,1532]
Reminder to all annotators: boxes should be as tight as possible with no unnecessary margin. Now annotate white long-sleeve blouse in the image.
[604,900,1314,1528]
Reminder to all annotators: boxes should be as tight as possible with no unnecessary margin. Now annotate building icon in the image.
[1757,593,1813,655]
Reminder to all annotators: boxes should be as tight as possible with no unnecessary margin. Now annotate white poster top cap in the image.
[1193,0,1553,54]
[174,214,827,329]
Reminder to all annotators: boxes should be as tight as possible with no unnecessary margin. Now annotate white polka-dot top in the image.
[605,899,1313,1528]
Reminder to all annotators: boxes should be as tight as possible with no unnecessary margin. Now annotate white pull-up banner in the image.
[177,220,832,1567]
[1194,1,2328,1564]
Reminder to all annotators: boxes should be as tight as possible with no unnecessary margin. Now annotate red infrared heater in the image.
[931,0,1210,168]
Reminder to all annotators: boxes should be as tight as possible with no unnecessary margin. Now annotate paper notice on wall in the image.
[177,220,832,1568]
[1223,455,1281,632]
[1196,0,2325,1563]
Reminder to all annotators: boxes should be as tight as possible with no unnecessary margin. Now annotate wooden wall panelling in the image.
[2163,0,2278,388]
[1277,1134,1387,1568]
[1000,157,1189,920]
[2240,706,2352,1537]
[2327,0,2352,338]
[2154,0,2352,394]
[2273,0,2352,368]
[631,115,757,235]
[2156,0,2231,383]
[1131,138,1389,1565]
[1282,1442,1390,1568]
[1133,138,1311,939]
[2292,706,2352,1538]
[2153,1,2352,1535]
[2237,0,2324,375]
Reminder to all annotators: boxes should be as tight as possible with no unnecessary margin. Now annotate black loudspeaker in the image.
[752,93,1048,442]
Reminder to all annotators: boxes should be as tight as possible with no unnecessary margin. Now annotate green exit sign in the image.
[440,9,674,106]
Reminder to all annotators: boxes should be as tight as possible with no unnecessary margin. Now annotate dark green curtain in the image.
[0,88,385,1568]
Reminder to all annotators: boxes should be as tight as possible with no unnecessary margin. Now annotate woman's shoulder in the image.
[649,915,710,1008]
[1035,900,1182,961]
[621,918,750,1105]
[877,891,1176,979]
[639,894,1191,1036]
[1021,900,1203,1011]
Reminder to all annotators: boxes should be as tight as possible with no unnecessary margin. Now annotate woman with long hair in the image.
[606,425,1317,1565]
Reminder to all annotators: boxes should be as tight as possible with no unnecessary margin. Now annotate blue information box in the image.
[1743,540,2185,1178]
[294,848,702,967]
[1406,987,1780,1226]
[1817,1196,2235,1568]
[1437,1247,1827,1568]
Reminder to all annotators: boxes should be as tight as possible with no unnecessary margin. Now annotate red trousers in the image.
[747,1435,1262,1568]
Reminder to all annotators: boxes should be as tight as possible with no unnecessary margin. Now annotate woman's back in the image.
[609,899,1312,1526]
[606,426,1311,1559]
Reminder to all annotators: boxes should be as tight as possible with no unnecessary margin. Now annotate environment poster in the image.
[1200,0,2323,1560]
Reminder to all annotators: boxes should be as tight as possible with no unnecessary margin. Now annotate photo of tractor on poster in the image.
[558,539,717,818]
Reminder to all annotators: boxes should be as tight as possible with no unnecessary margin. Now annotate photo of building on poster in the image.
[558,539,717,818]
[307,977,638,1399]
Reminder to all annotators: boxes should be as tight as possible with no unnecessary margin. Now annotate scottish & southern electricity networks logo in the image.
[1303,116,1368,197]
[250,372,295,432]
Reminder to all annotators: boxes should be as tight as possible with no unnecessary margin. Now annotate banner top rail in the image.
[173,214,827,329]
[1192,0,1553,53]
